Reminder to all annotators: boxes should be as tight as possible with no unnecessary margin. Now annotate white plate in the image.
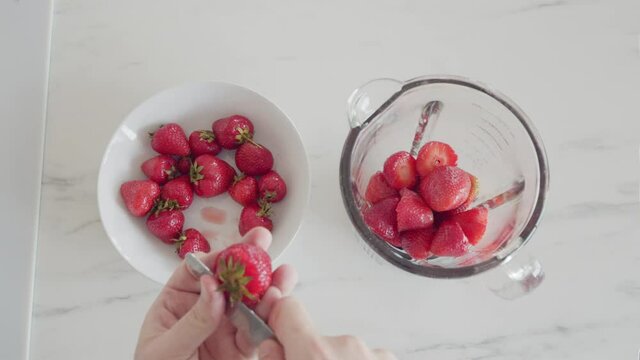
[98,82,309,284]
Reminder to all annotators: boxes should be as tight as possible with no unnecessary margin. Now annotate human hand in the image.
[258,297,396,360]
[135,227,297,360]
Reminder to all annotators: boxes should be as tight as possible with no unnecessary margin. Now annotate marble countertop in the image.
[32,0,640,359]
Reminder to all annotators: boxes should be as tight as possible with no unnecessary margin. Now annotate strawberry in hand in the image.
[214,242,272,307]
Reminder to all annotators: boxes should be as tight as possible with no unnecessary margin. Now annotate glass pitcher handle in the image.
[346,78,403,128]
[484,249,545,300]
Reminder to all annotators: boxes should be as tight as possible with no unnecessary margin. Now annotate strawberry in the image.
[190,154,236,197]
[150,123,190,156]
[383,151,417,190]
[430,219,470,257]
[441,173,479,215]
[176,228,211,259]
[450,207,488,245]
[214,243,272,306]
[140,155,177,185]
[396,189,434,232]
[258,170,287,203]
[161,175,194,209]
[120,180,160,217]
[362,197,401,247]
[418,166,471,212]
[235,142,274,176]
[176,156,192,174]
[365,171,398,204]
[212,115,255,149]
[416,141,458,177]
[229,174,259,206]
[146,208,185,244]
[400,228,435,260]
[189,130,221,157]
[239,201,273,236]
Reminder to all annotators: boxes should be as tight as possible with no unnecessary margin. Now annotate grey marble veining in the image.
[31,0,640,359]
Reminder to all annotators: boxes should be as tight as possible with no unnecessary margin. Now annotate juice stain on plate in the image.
[201,206,226,224]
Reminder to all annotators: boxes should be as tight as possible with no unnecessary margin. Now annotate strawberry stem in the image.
[257,199,272,217]
[199,130,216,143]
[190,161,205,184]
[234,127,261,147]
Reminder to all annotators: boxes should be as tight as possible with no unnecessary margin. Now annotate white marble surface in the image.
[32,0,640,359]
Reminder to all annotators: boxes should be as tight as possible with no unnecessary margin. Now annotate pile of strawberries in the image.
[119,115,287,258]
[362,141,488,260]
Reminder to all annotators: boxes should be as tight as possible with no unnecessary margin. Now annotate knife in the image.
[185,253,278,347]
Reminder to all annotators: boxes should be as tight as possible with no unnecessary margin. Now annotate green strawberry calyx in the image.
[217,256,256,305]
[234,127,261,147]
[257,199,272,218]
[151,198,180,215]
[262,191,277,202]
[233,173,246,186]
[173,232,188,252]
[164,165,178,180]
[199,130,216,143]
[190,161,205,184]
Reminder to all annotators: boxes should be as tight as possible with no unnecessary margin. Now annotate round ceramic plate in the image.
[97,82,309,284]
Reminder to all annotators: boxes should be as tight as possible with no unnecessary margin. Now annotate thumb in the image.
[268,296,319,358]
[151,275,225,359]
[258,339,285,360]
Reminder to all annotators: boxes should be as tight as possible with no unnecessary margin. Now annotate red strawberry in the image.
[161,175,194,209]
[442,173,479,215]
[383,151,417,190]
[177,156,192,174]
[190,154,236,197]
[450,207,488,245]
[418,166,471,212]
[140,155,177,185]
[214,243,272,306]
[150,123,190,156]
[120,180,160,217]
[362,197,401,246]
[229,174,259,206]
[400,228,435,260]
[212,115,255,149]
[416,141,458,177]
[146,209,185,244]
[396,189,434,232]
[430,219,470,257]
[258,170,287,203]
[176,228,211,259]
[365,171,398,204]
[239,201,273,236]
[189,130,221,157]
[235,142,274,176]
